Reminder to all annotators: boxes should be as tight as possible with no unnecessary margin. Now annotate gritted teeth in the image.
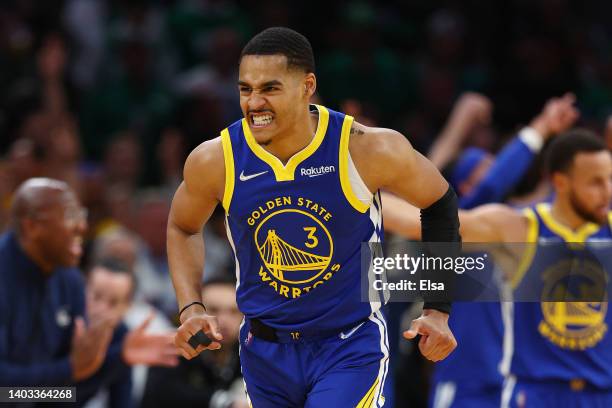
[251,113,274,126]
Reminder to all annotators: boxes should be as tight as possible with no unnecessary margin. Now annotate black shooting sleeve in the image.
[420,185,461,314]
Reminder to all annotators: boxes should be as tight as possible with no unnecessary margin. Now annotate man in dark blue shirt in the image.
[0,178,113,387]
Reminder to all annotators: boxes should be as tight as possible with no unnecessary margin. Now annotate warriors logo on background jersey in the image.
[538,257,608,350]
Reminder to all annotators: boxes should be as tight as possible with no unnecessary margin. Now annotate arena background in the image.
[1,0,612,407]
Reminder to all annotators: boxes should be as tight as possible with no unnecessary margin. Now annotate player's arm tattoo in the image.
[350,126,364,136]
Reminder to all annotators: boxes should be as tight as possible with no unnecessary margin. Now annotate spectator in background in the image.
[103,132,143,194]
[91,227,174,317]
[142,276,248,408]
[133,190,176,315]
[89,228,178,405]
[0,178,112,388]
[157,127,187,197]
[82,259,178,408]
[36,33,72,117]
[0,138,45,230]
[174,26,243,126]
[39,115,83,190]
[0,31,75,151]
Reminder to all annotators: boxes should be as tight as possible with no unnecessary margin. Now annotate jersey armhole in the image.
[511,207,539,289]
[339,115,371,213]
[220,129,235,212]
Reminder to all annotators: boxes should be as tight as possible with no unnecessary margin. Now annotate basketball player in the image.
[168,27,459,407]
[384,129,612,407]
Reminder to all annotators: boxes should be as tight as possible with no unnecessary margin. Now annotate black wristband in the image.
[179,301,206,318]
[420,186,460,316]
[423,302,452,315]
[420,186,461,242]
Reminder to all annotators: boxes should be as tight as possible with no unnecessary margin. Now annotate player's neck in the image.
[264,109,318,164]
[550,199,590,231]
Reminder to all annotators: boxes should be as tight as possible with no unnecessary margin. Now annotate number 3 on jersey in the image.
[304,227,318,248]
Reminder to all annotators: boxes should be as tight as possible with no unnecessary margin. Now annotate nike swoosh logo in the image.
[239,170,268,181]
[339,322,365,340]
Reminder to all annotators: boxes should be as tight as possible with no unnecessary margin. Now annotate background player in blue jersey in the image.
[384,129,612,407]
[385,92,579,408]
[168,27,460,407]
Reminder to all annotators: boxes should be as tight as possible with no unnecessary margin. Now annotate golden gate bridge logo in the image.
[540,301,607,350]
[254,209,333,284]
[539,259,608,350]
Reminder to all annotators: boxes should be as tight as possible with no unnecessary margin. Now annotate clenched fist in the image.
[403,309,457,362]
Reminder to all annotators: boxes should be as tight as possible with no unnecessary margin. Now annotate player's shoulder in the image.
[347,121,415,178]
[185,137,224,170]
[183,136,225,194]
[346,121,416,191]
[347,121,410,157]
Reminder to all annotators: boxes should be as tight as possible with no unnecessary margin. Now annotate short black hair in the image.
[240,27,315,73]
[546,128,607,174]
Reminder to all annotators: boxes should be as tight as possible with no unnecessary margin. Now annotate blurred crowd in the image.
[1,0,612,407]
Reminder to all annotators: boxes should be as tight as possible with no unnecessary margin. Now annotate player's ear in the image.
[303,73,316,98]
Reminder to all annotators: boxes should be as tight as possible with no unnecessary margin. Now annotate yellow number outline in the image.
[303,227,318,248]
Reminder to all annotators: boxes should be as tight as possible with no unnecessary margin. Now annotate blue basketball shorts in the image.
[502,376,612,408]
[239,310,390,407]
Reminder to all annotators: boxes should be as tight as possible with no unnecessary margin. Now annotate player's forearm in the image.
[167,221,206,309]
[380,191,422,240]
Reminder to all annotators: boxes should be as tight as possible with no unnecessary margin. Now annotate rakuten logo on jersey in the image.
[300,165,336,178]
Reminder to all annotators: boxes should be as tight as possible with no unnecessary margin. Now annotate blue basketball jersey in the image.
[433,302,504,386]
[220,105,385,335]
[509,203,612,388]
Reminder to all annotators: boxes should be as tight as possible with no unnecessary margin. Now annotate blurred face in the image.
[99,236,138,271]
[87,267,133,326]
[202,284,242,346]
[49,122,81,162]
[136,200,170,258]
[105,136,141,183]
[238,55,315,145]
[557,151,612,224]
[28,191,87,268]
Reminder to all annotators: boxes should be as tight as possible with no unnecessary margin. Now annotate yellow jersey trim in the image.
[339,115,370,213]
[241,104,329,182]
[511,207,539,289]
[220,129,235,212]
[512,205,608,289]
[536,203,599,242]
[356,377,379,408]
